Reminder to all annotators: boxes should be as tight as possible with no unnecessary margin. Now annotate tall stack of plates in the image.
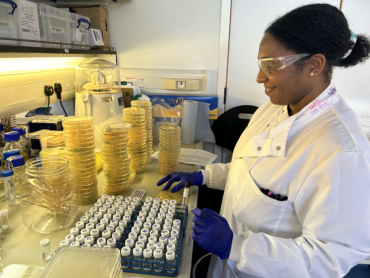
[101,123,131,195]
[122,107,148,174]
[158,125,181,175]
[131,100,153,163]
[39,131,65,149]
[62,116,98,205]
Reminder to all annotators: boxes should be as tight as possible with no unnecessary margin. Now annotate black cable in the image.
[59,99,68,117]
[44,95,50,115]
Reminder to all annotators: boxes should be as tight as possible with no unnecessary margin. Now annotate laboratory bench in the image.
[1,142,202,277]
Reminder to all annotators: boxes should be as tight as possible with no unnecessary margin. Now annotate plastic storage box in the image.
[38,4,72,48]
[71,13,91,49]
[40,248,123,278]
[0,0,19,46]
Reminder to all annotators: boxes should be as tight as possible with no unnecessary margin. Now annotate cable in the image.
[44,95,50,115]
[192,252,212,278]
[44,85,54,115]
[59,99,68,117]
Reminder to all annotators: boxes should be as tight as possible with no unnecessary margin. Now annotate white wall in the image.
[107,0,221,73]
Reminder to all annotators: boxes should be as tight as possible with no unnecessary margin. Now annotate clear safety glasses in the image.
[257,53,311,76]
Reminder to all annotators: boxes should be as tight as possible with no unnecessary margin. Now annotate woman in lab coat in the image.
[157,4,370,278]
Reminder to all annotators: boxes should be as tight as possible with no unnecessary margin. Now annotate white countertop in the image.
[1,142,202,277]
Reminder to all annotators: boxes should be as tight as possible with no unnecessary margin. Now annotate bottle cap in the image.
[98,207,106,213]
[144,201,151,206]
[140,229,149,236]
[133,247,142,256]
[169,237,177,244]
[7,155,25,167]
[70,241,80,247]
[153,249,163,258]
[116,209,123,216]
[153,203,160,208]
[150,207,158,212]
[170,200,177,205]
[135,241,145,249]
[166,251,176,260]
[90,229,99,237]
[102,194,109,200]
[107,208,115,214]
[0,123,3,132]
[113,214,121,220]
[95,203,103,209]
[166,213,174,219]
[103,213,112,220]
[165,218,173,225]
[172,225,180,231]
[116,196,124,201]
[148,212,156,218]
[97,237,106,246]
[89,217,98,224]
[125,197,132,202]
[85,210,93,217]
[173,219,181,226]
[119,220,127,228]
[96,223,105,232]
[133,197,140,202]
[76,221,85,230]
[80,216,89,223]
[131,226,140,233]
[143,222,151,229]
[0,209,8,216]
[70,227,79,235]
[4,131,20,141]
[86,223,95,231]
[150,229,158,237]
[161,230,170,237]
[123,215,131,222]
[153,198,160,203]
[81,244,91,248]
[1,169,13,178]
[65,234,74,243]
[108,195,116,200]
[102,230,111,239]
[125,210,132,216]
[112,232,121,241]
[100,218,109,226]
[163,199,170,204]
[142,205,150,212]
[139,211,147,217]
[163,224,172,231]
[3,150,20,160]
[81,229,90,237]
[137,216,145,222]
[90,207,98,213]
[138,235,147,242]
[145,197,153,202]
[119,205,127,211]
[167,243,176,251]
[40,239,50,247]
[146,216,154,223]
[148,236,157,243]
[129,232,137,240]
[134,221,142,228]
[125,239,134,248]
[171,230,179,238]
[106,225,115,232]
[116,226,124,234]
[158,213,166,219]
[85,236,95,245]
[76,235,85,243]
[143,248,153,258]
[155,242,164,250]
[59,240,69,247]
[155,217,162,224]
[159,236,168,244]
[121,247,131,256]
[153,224,161,231]
[168,209,176,215]
[10,127,25,135]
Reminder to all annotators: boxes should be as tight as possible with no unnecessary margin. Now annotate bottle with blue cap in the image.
[0,124,5,161]
[3,131,28,162]
[6,155,25,198]
[10,127,31,159]
[2,150,20,170]
[0,169,17,206]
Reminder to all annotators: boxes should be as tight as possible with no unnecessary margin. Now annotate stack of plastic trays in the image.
[63,116,98,205]
[122,108,148,174]
[131,100,153,163]
[158,125,181,175]
[101,123,131,195]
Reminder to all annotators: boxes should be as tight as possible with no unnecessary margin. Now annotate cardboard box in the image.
[121,87,134,108]
[56,6,110,47]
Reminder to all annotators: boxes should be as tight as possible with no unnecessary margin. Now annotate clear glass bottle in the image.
[0,210,8,230]
[9,154,28,198]
[2,149,20,170]
[0,124,5,164]
[40,239,51,261]
[121,247,131,269]
[11,127,31,159]
[3,131,28,162]
[166,251,176,273]
[132,247,143,270]
[153,249,164,273]
[143,248,153,272]
[1,170,17,206]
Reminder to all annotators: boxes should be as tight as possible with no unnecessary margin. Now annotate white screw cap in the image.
[145,197,153,202]
[159,236,168,244]
[65,234,74,243]
[171,230,179,238]
[138,235,147,243]
[107,238,116,247]
[133,247,142,256]
[152,224,161,231]
[70,241,80,247]
[125,239,134,248]
[81,229,90,237]
[97,237,106,246]
[40,239,50,247]
[167,243,176,251]
[75,221,85,230]
[153,249,163,258]
[102,230,111,239]
[169,237,178,244]
[155,242,164,250]
[70,227,79,236]
[170,200,177,205]
[96,223,105,232]
[119,220,127,228]
[116,226,124,235]
[112,232,121,241]
[76,235,85,244]
[166,251,176,260]
[135,241,145,249]
[129,232,138,240]
[148,236,157,243]
[147,242,156,250]
[140,229,149,236]
[153,198,160,203]
[121,247,131,256]
[143,248,153,258]
[59,240,69,247]
[173,219,181,226]
[150,230,158,237]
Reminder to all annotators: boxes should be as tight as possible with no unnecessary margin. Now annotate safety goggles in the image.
[257,53,311,76]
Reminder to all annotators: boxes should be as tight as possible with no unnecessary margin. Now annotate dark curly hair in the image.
[266,4,370,82]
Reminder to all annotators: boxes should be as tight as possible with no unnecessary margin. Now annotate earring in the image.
[310,73,314,76]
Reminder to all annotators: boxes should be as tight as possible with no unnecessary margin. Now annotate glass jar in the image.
[6,155,26,198]
[0,124,5,163]
[11,127,31,159]
[3,132,29,162]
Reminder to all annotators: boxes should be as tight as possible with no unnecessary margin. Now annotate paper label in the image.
[92,29,104,45]
[50,26,65,34]
[0,20,9,28]
[183,188,189,198]
[102,96,113,103]
[75,29,82,42]
[18,0,41,47]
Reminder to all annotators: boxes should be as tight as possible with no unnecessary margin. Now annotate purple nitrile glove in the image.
[191,208,233,260]
[157,171,203,193]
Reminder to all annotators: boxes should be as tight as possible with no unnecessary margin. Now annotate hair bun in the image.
[337,35,370,68]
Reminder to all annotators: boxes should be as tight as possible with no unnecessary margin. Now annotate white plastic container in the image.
[71,13,91,49]
[0,0,19,46]
[37,4,72,48]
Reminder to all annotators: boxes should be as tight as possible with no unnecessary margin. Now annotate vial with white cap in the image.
[107,238,116,247]
[131,226,140,234]
[170,200,177,206]
[161,203,169,209]
[112,232,121,241]
[129,232,138,241]
[110,219,119,227]
[168,237,178,247]
[123,201,130,207]
[139,211,147,217]
[103,203,111,209]
[94,212,103,220]
[166,251,176,273]
[143,248,153,272]
[131,200,139,208]
[141,205,150,212]
[153,198,160,204]
[108,195,116,201]
[85,211,93,219]
[97,237,106,247]
[90,229,99,238]
[141,229,149,237]
[119,205,127,211]
[103,213,112,220]
[65,234,74,243]
[159,236,168,245]
[143,222,151,230]
[76,235,85,244]
[80,216,89,224]
[125,197,132,203]
[97,198,104,203]
[173,219,181,227]
[76,221,85,230]
[112,204,119,210]
[106,224,115,233]
[136,215,145,223]
[143,201,151,207]
[85,236,95,245]
[121,247,131,269]
[59,240,69,248]
[150,229,159,238]
[163,224,172,231]
[107,208,115,215]
[98,207,107,214]
[85,223,95,231]
[158,213,166,220]
[172,225,180,232]
[135,241,145,249]
[125,239,135,248]
[147,242,156,251]
[113,214,121,221]
[116,209,124,216]
[146,216,154,224]
[134,221,143,229]
[102,230,111,239]
[119,220,128,228]
[132,247,143,270]
[168,209,176,215]
[148,236,157,244]
[152,224,161,231]
[96,223,105,233]
[133,197,140,202]
[148,212,157,218]
[166,213,174,220]
[164,218,173,226]
[116,196,124,202]
[70,241,80,248]
[159,208,167,214]
[102,194,109,201]
[90,207,98,213]
[167,243,176,252]
[153,203,160,209]
[70,227,79,236]
[116,226,124,235]
[123,215,131,222]
[40,239,51,260]
[153,249,164,272]
[161,230,170,238]
[155,217,162,225]
[155,242,164,251]
[138,235,147,244]
[171,230,179,239]
[145,197,153,203]
[162,199,170,205]
[80,229,90,237]
[114,200,122,206]
[100,218,109,226]
[94,202,103,209]
[92,244,100,249]
[81,244,91,248]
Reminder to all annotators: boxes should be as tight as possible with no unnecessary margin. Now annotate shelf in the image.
[0,45,116,55]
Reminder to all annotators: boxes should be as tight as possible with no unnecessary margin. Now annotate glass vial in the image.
[166,251,176,273]
[1,170,17,206]
[143,248,153,272]
[40,239,51,261]
[0,210,8,230]
[153,249,164,273]
[132,247,143,270]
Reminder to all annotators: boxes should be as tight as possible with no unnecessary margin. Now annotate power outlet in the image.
[164,79,201,91]
[177,81,186,89]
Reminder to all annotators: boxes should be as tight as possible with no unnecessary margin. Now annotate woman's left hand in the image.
[192,208,233,260]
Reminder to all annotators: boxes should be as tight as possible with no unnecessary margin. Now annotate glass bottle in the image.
[0,124,5,163]
[2,149,19,170]
[0,159,4,200]
[6,155,26,198]
[153,249,164,273]
[0,210,8,230]
[166,251,176,273]
[40,239,51,261]
[11,127,31,159]
[121,247,131,269]
[3,132,28,162]
[132,247,143,270]
[143,248,153,272]
[1,170,17,207]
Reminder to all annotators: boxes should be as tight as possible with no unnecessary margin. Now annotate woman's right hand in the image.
[157,171,203,193]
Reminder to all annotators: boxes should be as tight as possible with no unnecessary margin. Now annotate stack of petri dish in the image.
[39,131,65,149]
[101,123,131,195]
[63,116,98,205]
[158,125,181,175]
[131,100,153,163]
[122,107,148,174]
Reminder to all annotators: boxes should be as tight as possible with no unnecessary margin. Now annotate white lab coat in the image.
[201,84,370,278]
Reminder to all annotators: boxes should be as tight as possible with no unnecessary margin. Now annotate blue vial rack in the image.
[119,203,188,276]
